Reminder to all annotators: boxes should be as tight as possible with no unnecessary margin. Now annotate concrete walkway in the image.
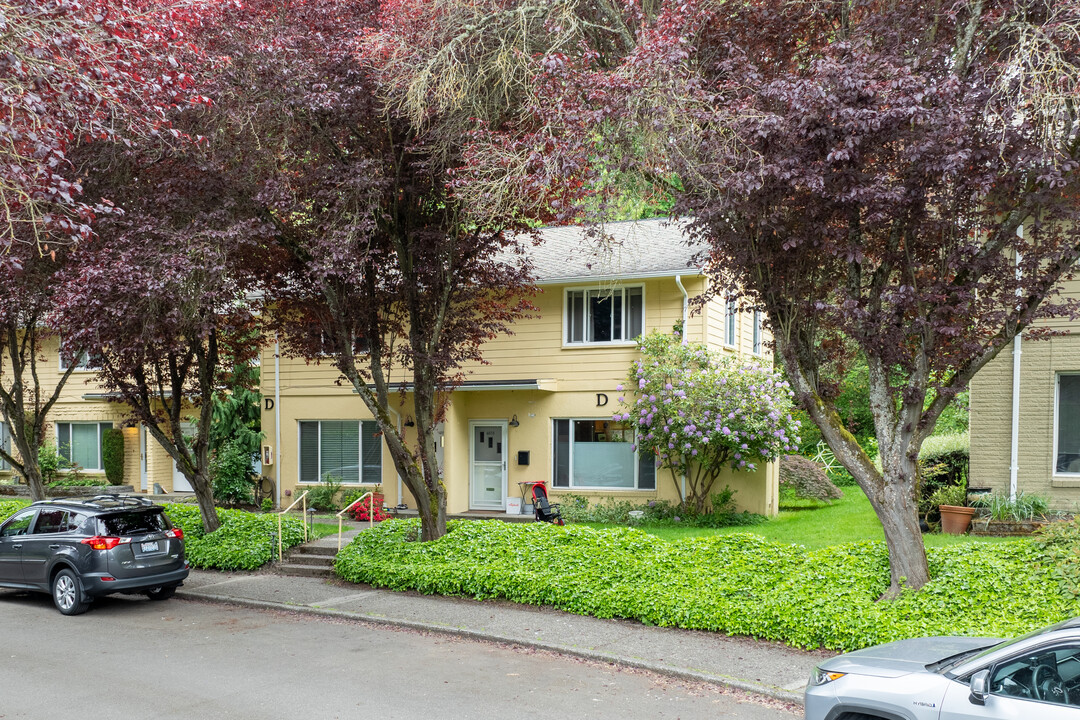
[177,528,832,707]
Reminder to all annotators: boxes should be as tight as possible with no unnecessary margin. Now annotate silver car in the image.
[805,618,1080,719]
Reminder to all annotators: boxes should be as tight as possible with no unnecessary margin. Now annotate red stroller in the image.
[531,483,564,526]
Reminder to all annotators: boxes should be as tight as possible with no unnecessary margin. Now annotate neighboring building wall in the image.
[970,276,1080,511]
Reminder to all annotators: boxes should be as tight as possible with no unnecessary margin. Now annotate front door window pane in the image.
[1058,375,1080,473]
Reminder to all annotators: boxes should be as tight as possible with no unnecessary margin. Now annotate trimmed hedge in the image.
[335,519,1078,651]
[163,504,308,570]
[102,428,125,486]
[0,501,307,571]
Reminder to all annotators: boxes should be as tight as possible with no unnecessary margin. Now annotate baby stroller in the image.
[531,483,564,526]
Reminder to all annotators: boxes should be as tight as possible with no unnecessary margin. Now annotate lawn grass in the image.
[583,485,1015,549]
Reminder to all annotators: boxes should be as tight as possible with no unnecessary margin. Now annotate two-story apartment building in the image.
[970,275,1080,510]
[2,219,779,515]
[259,219,780,516]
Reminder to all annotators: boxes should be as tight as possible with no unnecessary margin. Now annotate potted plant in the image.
[930,483,974,534]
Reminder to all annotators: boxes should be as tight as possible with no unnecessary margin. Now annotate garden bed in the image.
[970,517,1058,536]
[335,518,1080,652]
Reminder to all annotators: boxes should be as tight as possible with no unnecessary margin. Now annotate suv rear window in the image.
[99,510,169,536]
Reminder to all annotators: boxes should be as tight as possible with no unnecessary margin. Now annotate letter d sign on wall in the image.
[596,393,608,407]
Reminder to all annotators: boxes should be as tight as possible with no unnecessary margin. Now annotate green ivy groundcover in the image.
[335,518,1080,652]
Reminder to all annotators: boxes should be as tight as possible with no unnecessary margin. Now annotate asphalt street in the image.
[0,591,801,720]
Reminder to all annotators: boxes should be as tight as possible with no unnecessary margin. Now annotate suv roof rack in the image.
[42,494,156,509]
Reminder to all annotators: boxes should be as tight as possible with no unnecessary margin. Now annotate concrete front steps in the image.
[275,544,337,578]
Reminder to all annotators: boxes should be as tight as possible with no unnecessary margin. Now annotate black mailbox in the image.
[517,451,530,466]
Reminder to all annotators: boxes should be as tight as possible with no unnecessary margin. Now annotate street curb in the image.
[176,589,805,707]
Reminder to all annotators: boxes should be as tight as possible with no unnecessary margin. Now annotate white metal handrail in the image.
[277,490,310,562]
[336,491,375,551]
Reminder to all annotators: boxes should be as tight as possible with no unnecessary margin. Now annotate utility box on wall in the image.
[517,451,530,466]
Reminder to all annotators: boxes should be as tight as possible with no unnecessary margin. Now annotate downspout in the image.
[674,275,689,500]
[674,275,689,345]
[274,335,282,509]
[385,405,405,505]
[1009,229,1023,502]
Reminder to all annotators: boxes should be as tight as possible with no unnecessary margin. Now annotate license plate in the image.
[141,541,159,552]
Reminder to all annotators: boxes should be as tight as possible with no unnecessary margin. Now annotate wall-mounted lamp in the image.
[404,416,415,427]
[509,414,520,427]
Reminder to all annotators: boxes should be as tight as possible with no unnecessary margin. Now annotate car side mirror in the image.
[970,669,990,705]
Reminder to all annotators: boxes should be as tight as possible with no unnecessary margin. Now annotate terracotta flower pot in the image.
[939,504,976,535]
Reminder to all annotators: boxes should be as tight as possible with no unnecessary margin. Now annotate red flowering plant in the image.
[348,491,391,523]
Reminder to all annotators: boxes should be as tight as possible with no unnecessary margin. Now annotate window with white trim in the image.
[299,420,381,484]
[57,422,112,470]
[1056,374,1080,474]
[753,310,762,355]
[58,341,101,371]
[725,296,737,347]
[565,287,644,344]
[552,419,655,489]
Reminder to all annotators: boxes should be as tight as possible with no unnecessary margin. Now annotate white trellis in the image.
[811,441,839,475]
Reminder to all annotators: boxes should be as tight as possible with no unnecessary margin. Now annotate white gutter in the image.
[674,274,689,498]
[274,336,282,509]
[385,405,405,505]
[674,275,689,344]
[1009,227,1023,502]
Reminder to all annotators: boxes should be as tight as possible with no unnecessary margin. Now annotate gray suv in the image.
[805,618,1080,719]
[0,495,188,615]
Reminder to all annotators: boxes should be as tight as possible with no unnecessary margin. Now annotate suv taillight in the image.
[80,536,131,551]
[165,528,183,539]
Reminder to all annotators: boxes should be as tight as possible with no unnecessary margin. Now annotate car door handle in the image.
[11,544,20,550]
[49,544,61,550]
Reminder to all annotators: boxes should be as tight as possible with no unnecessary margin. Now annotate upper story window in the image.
[725,296,737,347]
[59,342,101,372]
[565,286,643,345]
[753,311,762,355]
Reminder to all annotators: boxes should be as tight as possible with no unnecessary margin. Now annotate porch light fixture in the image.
[509,415,520,427]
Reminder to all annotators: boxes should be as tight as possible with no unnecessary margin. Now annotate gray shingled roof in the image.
[525,218,704,284]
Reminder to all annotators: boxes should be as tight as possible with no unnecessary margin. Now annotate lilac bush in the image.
[617,331,800,513]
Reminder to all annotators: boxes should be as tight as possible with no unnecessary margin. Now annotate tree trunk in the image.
[776,338,932,594]
[862,466,929,596]
[189,470,221,533]
[23,462,46,502]
[412,467,447,541]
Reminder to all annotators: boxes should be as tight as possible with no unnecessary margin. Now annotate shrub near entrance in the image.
[164,504,307,570]
[335,519,1078,651]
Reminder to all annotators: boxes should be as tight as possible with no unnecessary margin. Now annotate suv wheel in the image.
[52,569,90,616]
[145,585,176,601]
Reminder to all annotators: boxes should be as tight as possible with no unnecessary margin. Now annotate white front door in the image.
[469,421,506,510]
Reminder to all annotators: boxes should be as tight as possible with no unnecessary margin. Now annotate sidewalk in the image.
[176,530,832,706]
